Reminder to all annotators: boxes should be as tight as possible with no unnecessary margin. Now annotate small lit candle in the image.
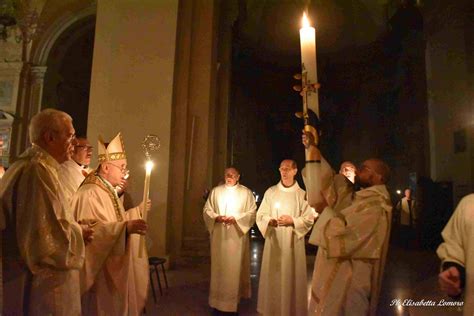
[224,193,237,229]
[223,198,229,229]
[224,194,230,217]
[274,202,281,219]
[143,160,154,216]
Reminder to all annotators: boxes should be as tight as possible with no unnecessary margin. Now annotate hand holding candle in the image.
[298,12,323,209]
[277,215,294,227]
[138,134,161,258]
[223,193,237,228]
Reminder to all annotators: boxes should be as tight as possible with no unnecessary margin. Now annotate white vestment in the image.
[304,165,392,316]
[0,145,85,316]
[256,181,314,316]
[397,196,416,226]
[59,159,88,204]
[72,173,149,316]
[437,194,474,316]
[203,184,257,312]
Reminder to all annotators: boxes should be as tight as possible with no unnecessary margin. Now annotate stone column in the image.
[88,0,179,258]
[10,62,31,157]
[28,66,47,117]
[0,61,22,163]
[15,65,47,152]
[212,0,238,184]
[168,0,222,260]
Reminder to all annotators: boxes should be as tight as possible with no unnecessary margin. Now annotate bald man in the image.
[302,133,392,316]
[203,167,257,313]
[256,159,314,316]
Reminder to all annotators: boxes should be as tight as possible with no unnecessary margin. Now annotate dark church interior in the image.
[0,0,472,315]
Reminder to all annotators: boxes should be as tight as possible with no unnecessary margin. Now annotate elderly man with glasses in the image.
[59,137,94,203]
[0,109,91,315]
[70,132,150,315]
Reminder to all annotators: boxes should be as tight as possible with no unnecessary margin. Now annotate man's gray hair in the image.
[29,109,72,144]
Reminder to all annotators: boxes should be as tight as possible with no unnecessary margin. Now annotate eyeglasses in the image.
[279,167,294,172]
[107,163,129,176]
[76,145,94,152]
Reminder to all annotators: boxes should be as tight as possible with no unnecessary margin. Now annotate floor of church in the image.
[145,230,463,315]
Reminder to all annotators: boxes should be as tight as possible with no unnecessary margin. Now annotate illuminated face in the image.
[279,160,297,183]
[340,162,356,183]
[49,119,76,163]
[224,168,240,186]
[104,159,128,186]
[404,189,411,199]
[72,138,93,166]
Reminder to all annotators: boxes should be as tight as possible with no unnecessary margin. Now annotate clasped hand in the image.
[269,215,294,227]
[216,215,236,225]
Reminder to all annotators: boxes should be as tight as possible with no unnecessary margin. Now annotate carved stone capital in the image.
[29,65,47,83]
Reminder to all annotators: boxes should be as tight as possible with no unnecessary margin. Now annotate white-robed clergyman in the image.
[0,109,89,316]
[256,159,314,316]
[203,167,257,312]
[72,132,149,316]
[437,194,474,316]
[302,133,392,316]
[59,137,93,203]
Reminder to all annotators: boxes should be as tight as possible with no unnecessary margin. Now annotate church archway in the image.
[41,15,95,136]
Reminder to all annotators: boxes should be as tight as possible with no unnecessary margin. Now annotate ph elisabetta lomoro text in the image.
[390,299,463,307]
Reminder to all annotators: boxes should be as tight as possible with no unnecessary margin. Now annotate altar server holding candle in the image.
[203,167,257,313]
[256,159,314,316]
[72,132,150,316]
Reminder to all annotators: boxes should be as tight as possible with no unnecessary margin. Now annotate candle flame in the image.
[275,202,281,209]
[145,160,154,172]
[302,12,310,28]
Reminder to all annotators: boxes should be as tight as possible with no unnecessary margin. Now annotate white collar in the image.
[224,184,239,191]
[277,181,300,192]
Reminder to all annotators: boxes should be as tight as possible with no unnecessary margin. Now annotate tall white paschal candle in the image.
[299,13,319,117]
[139,160,154,258]
[300,13,323,208]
